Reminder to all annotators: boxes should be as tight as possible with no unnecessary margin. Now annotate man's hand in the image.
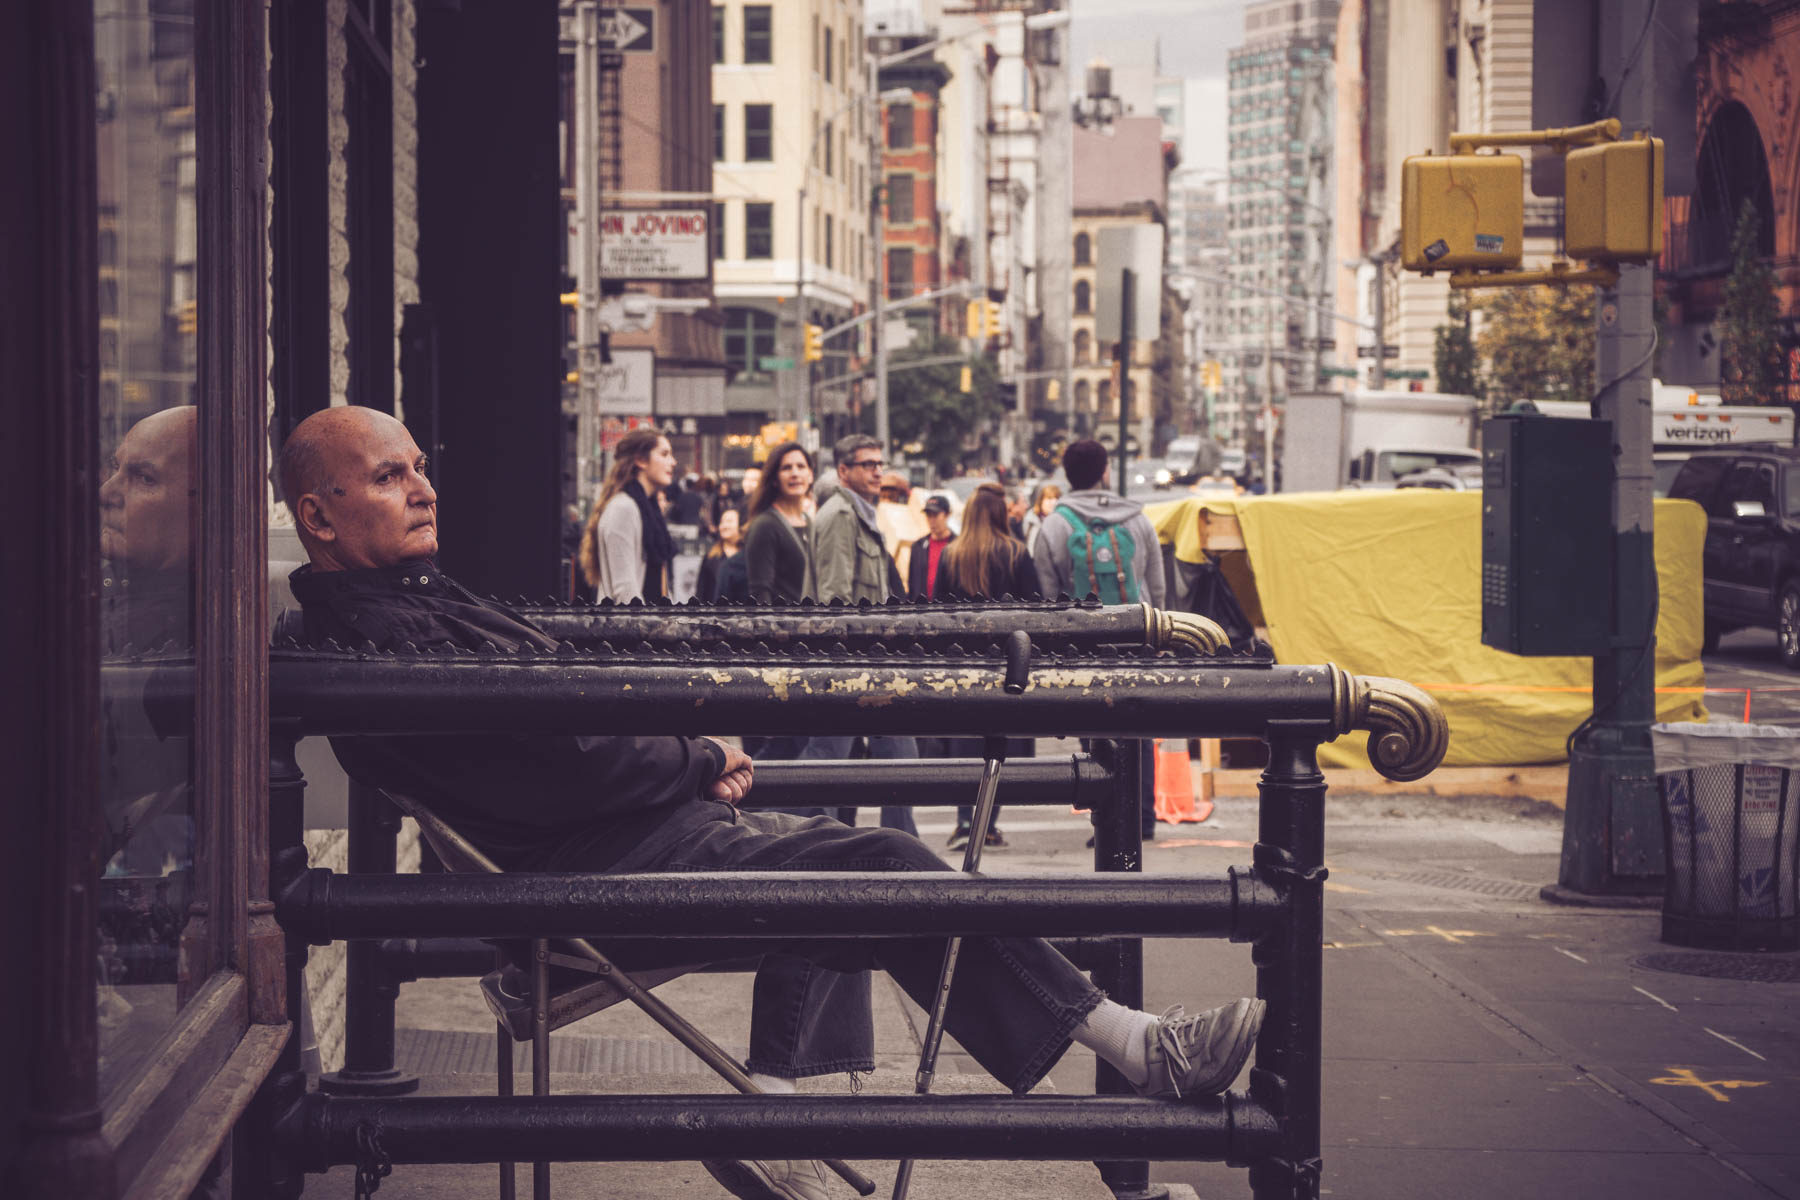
[704,738,755,805]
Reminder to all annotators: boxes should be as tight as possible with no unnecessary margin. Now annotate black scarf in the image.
[625,478,675,601]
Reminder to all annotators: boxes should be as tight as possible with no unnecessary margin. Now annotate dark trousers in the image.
[594,809,1103,1093]
[796,735,920,836]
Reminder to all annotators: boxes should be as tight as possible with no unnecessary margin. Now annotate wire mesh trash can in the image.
[1652,722,1800,951]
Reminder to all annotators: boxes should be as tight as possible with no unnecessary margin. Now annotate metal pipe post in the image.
[320,781,418,1096]
[1248,722,1329,1200]
[1090,740,1165,1200]
[1116,267,1134,495]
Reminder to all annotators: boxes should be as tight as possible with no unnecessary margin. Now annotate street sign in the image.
[1302,337,1337,351]
[1385,368,1430,380]
[758,356,794,371]
[594,347,655,416]
[600,208,710,280]
[1357,345,1401,359]
[598,8,654,51]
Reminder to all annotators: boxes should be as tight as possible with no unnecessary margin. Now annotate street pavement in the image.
[1707,628,1800,727]
[311,752,1800,1200]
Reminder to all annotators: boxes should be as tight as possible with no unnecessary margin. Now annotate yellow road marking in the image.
[1324,880,1371,894]
[1322,940,1382,950]
[1378,927,1493,944]
[1649,1067,1769,1103]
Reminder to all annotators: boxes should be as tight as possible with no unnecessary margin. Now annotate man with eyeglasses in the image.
[803,433,920,834]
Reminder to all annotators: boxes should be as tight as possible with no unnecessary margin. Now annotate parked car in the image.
[1667,446,1800,663]
[1394,462,1484,491]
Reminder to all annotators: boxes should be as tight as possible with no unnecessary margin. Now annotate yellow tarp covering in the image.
[1146,491,1708,767]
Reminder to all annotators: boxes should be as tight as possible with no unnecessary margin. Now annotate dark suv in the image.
[1668,445,1800,664]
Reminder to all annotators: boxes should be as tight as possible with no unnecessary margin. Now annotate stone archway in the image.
[1692,100,1775,267]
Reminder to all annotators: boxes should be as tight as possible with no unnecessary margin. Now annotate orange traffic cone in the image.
[1153,738,1214,824]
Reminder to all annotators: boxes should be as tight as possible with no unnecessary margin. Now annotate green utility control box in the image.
[1481,414,1614,656]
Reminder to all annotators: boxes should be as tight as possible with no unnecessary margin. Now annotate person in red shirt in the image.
[906,494,956,600]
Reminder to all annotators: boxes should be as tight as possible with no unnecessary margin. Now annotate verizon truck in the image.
[1533,383,1795,493]
[1280,388,1481,492]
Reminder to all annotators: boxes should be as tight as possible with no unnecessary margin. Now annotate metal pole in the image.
[872,57,891,454]
[1264,283,1276,491]
[1116,267,1134,495]
[794,182,808,426]
[1558,0,1663,897]
[1369,256,1386,391]
[574,2,601,499]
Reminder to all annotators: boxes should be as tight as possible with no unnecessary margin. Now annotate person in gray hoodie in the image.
[1032,438,1165,607]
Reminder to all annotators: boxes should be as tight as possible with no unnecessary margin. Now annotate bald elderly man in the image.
[279,406,1265,1200]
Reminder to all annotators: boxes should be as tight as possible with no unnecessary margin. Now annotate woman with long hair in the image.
[935,482,1039,850]
[741,441,817,605]
[696,507,748,603]
[579,426,678,603]
[1021,481,1062,554]
[938,482,1040,602]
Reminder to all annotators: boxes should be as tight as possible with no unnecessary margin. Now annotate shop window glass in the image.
[95,0,203,1096]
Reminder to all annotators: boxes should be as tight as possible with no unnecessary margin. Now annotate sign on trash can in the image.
[1652,722,1800,951]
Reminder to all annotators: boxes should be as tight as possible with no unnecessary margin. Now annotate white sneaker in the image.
[702,1158,833,1200]
[1136,998,1266,1100]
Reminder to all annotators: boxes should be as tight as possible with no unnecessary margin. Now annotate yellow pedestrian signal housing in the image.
[983,299,1002,339]
[560,291,580,308]
[964,300,983,339]
[1046,379,1061,403]
[1400,153,1524,272]
[1563,136,1663,263]
[1203,360,1223,391]
[803,323,823,363]
[959,365,972,393]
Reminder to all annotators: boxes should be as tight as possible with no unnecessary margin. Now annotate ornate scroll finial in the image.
[1341,673,1449,782]
[1145,603,1230,655]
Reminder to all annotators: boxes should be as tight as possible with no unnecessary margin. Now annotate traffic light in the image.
[1046,379,1061,403]
[964,300,983,340]
[1203,360,1223,391]
[1563,136,1664,263]
[1400,152,1524,272]
[959,365,972,393]
[560,291,580,308]
[176,300,196,336]
[803,323,823,363]
[982,299,1002,339]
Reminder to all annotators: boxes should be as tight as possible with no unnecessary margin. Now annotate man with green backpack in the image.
[1032,438,1167,844]
[1032,438,1165,609]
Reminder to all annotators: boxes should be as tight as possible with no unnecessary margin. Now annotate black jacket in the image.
[288,561,726,870]
[743,510,811,604]
[907,533,954,600]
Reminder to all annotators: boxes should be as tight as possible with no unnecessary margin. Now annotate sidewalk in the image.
[312,768,1799,1199]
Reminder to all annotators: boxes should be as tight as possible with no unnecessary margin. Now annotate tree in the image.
[885,334,1001,476]
[1718,197,1785,405]
[1474,285,1594,404]
[1432,291,1483,400]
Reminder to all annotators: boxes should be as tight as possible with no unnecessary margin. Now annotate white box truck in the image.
[1531,382,1795,493]
[1280,389,1482,492]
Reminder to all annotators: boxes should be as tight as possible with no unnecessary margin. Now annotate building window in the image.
[713,104,726,160]
[1099,379,1113,411]
[887,102,913,148]
[745,202,773,258]
[823,119,833,176]
[1074,329,1092,364]
[723,307,779,375]
[1074,279,1091,313]
[824,214,834,270]
[712,6,725,63]
[886,173,913,224]
[711,201,726,260]
[823,24,833,82]
[1074,232,1091,264]
[744,104,772,161]
[1075,378,1093,411]
[743,5,772,63]
[887,246,914,300]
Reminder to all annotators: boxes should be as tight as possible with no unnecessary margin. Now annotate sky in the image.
[867,0,1247,176]
[1067,0,1244,177]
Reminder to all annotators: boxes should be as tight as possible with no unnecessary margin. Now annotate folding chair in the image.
[380,790,876,1200]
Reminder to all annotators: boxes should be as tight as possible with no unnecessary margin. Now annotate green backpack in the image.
[1055,503,1139,604]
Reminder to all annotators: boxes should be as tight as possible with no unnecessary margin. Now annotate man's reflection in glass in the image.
[98,405,196,1019]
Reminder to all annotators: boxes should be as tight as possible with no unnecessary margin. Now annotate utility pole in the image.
[1035,14,1073,443]
[573,2,601,498]
[1115,267,1133,496]
[1370,257,1386,390]
[1557,0,1663,897]
[871,55,890,455]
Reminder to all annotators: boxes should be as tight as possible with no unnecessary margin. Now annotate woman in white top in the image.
[579,427,678,603]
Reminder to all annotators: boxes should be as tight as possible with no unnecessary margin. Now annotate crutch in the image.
[891,631,1032,1200]
[386,791,878,1198]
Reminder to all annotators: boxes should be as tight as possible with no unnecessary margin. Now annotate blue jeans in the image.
[795,735,920,836]
[595,808,1103,1092]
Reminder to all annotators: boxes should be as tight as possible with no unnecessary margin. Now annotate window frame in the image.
[744,201,774,258]
[743,103,773,162]
[886,172,913,224]
[742,4,772,64]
